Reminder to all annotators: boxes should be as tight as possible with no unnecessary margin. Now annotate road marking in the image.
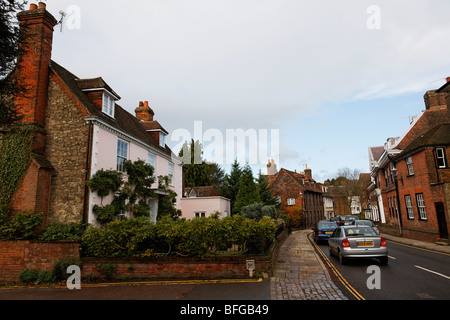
[388,255,396,260]
[414,265,450,280]
[308,233,365,301]
[0,278,263,290]
[387,240,450,257]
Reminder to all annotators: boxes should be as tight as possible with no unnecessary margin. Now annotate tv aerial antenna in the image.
[57,10,66,32]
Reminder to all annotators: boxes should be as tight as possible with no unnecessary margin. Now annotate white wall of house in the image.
[87,120,182,226]
[181,197,231,220]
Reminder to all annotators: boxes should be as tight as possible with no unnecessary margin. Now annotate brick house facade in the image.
[7,3,183,226]
[369,80,450,243]
[267,167,325,227]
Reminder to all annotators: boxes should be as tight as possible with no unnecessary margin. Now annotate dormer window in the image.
[159,132,166,147]
[102,92,115,117]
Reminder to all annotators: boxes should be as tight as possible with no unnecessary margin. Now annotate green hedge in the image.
[80,215,277,258]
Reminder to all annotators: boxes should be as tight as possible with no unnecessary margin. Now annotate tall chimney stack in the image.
[135,100,155,122]
[15,2,58,153]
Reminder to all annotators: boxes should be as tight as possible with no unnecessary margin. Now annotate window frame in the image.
[116,139,128,172]
[102,92,115,117]
[436,147,447,169]
[148,152,155,168]
[406,156,414,176]
[287,198,295,206]
[159,132,166,148]
[415,193,427,220]
[404,195,414,220]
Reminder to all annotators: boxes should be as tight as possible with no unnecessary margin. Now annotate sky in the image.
[41,0,450,182]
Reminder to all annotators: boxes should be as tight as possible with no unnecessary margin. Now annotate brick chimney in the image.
[304,165,312,181]
[15,2,57,154]
[135,101,155,122]
[267,159,278,175]
[423,90,447,110]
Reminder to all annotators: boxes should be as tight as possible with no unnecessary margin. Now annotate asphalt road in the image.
[315,239,450,300]
[0,278,271,300]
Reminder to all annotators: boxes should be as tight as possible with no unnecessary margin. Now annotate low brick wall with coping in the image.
[0,240,80,284]
[0,228,289,284]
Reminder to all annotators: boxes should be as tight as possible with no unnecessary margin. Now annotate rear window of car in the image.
[344,227,378,237]
[318,222,337,228]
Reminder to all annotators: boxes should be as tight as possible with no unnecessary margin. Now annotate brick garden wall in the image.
[0,240,80,284]
[0,229,288,284]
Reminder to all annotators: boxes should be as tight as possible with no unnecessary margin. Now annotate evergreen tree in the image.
[234,164,261,214]
[179,139,211,187]
[0,0,26,130]
[178,139,225,188]
[257,170,278,206]
[221,159,242,215]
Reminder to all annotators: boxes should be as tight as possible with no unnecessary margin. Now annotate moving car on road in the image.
[342,215,360,225]
[351,219,380,234]
[328,225,388,265]
[313,220,338,243]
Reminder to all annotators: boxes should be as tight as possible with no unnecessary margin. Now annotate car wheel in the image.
[338,250,347,265]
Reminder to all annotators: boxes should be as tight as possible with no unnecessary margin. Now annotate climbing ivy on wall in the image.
[88,160,156,225]
[0,124,40,215]
[0,124,44,240]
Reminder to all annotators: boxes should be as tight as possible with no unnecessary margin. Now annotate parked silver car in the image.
[328,225,388,265]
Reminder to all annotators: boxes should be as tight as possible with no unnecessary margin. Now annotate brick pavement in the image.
[270,230,348,300]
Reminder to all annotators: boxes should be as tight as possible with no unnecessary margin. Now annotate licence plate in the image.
[357,241,373,247]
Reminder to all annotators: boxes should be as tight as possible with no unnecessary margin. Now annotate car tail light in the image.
[380,238,387,246]
[318,230,323,234]
[342,238,350,247]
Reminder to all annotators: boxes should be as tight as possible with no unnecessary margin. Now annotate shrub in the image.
[0,211,43,240]
[241,203,276,221]
[19,269,38,283]
[97,263,117,281]
[52,257,82,282]
[80,215,277,258]
[39,222,83,241]
[37,271,56,284]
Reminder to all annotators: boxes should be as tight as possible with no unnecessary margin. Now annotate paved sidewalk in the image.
[381,233,450,254]
[270,230,348,300]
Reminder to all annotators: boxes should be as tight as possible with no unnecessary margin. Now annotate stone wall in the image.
[45,74,90,224]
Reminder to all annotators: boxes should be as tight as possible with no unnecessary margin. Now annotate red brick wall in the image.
[0,230,288,284]
[0,241,80,284]
[81,229,288,281]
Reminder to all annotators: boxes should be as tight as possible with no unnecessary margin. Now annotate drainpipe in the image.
[82,120,93,230]
[391,165,403,235]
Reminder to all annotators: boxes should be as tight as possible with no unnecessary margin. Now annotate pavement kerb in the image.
[381,233,450,255]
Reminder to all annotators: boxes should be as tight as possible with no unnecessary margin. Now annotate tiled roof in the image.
[49,60,172,156]
[369,146,384,161]
[397,123,450,159]
[185,186,219,197]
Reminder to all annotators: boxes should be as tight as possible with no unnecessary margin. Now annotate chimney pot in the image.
[38,2,46,9]
[139,101,144,107]
[30,3,38,10]
[446,77,450,83]
[144,101,149,107]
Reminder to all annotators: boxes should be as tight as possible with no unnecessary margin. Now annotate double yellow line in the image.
[0,278,263,290]
[308,233,365,300]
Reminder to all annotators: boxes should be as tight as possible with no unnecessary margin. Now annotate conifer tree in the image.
[221,159,242,215]
[234,164,261,214]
